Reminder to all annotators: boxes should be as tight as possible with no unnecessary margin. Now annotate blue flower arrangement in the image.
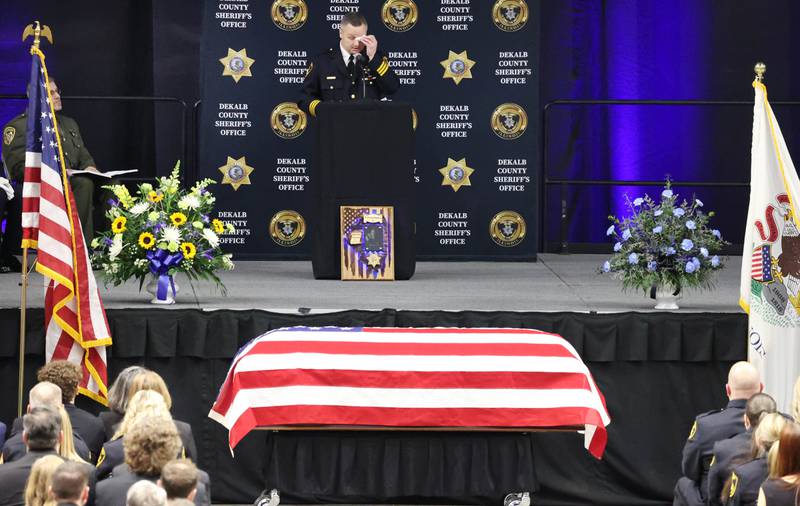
[601,181,729,293]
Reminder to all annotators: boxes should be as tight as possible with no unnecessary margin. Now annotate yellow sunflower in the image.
[180,242,196,259]
[138,232,156,249]
[111,216,127,234]
[170,212,188,226]
[148,191,164,203]
[212,218,225,234]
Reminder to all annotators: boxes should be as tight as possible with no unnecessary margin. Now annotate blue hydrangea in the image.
[665,247,676,256]
[606,225,615,236]
[712,229,721,239]
[614,242,622,252]
[686,220,696,230]
[654,209,664,216]
[691,257,701,269]
[662,189,673,198]
[602,261,611,272]
[652,225,663,233]
[622,229,632,240]
[628,253,639,264]
[633,197,644,206]
[681,239,694,251]
[647,261,658,272]
[695,198,704,207]
[674,208,686,217]
[711,255,720,267]
[685,260,697,273]
[700,247,709,257]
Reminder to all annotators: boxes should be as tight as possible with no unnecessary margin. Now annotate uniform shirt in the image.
[298,48,400,118]
[2,113,95,183]
[679,398,747,501]
[708,430,752,505]
[727,457,767,506]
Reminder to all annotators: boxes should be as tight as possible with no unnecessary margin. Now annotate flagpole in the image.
[17,248,29,417]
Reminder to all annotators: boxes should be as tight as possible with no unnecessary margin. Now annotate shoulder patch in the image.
[96,446,106,467]
[710,455,716,467]
[688,420,697,440]
[729,472,738,497]
[3,126,15,146]
[305,62,314,79]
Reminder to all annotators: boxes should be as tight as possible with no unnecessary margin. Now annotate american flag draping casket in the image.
[209,326,611,458]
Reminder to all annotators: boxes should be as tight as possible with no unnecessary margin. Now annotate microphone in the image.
[355,53,369,99]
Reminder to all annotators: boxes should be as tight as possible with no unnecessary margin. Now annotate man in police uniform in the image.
[673,361,762,506]
[298,12,400,118]
[2,78,101,243]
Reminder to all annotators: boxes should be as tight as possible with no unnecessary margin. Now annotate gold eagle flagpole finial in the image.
[22,21,54,54]
[754,62,766,82]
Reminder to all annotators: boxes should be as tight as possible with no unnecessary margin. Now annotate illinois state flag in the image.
[740,79,800,410]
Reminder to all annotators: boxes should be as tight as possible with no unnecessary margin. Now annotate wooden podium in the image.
[311,101,416,280]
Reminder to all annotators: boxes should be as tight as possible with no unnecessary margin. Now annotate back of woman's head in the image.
[107,366,146,414]
[114,390,172,440]
[57,406,87,464]
[126,370,172,411]
[754,413,787,458]
[769,421,800,480]
[24,454,64,506]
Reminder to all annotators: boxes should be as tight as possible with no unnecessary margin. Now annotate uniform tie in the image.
[347,54,355,77]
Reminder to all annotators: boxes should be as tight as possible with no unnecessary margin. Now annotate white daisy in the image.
[178,194,201,210]
[202,228,219,248]
[129,202,149,216]
[161,225,182,245]
[109,234,123,260]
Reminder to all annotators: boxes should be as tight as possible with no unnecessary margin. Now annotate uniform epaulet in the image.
[696,408,724,419]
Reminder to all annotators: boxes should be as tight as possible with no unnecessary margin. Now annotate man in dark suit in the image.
[673,361,763,506]
[51,461,91,506]
[0,406,63,506]
[298,12,400,118]
[706,392,777,505]
[3,381,91,464]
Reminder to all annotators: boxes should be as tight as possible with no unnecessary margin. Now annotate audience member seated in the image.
[708,393,778,505]
[123,371,197,462]
[674,361,763,506]
[0,406,63,506]
[95,417,208,506]
[125,481,166,506]
[757,421,800,506]
[99,367,145,440]
[50,461,91,506]
[23,454,64,506]
[33,361,105,463]
[724,413,787,505]
[3,382,91,464]
[157,460,199,505]
[96,391,186,481]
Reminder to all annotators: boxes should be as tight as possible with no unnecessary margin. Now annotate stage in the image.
[0,254,748,506]
[0,254,744,312]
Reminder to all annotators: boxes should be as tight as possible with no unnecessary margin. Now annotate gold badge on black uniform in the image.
[490,211,526,247]
[491,103,528,140]
[270,210,306,246]
[382,0,418,32]
[271,0,308,31]
[492,0,529,32]
[270,102,307,139]
[3,126,15,146]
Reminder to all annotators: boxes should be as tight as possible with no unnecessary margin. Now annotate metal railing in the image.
[541,99,800,253]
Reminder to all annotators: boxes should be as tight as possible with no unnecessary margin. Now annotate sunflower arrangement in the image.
[91,162,235,293]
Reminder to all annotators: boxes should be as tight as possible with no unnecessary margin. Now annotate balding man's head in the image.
[29,382,63,410]
[727,362,762,400]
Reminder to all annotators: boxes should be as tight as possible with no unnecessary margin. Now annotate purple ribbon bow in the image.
[147,249,183,300]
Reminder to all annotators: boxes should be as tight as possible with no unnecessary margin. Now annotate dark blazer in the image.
[10,404,104,463]
[0,449,59,506]
[708,430,752,505]
[2,431,91,464]
[96,465,209,506]
[96,435,191,481]
[727,457,768,506]
[96,413,196,463]
[97,410,123,441]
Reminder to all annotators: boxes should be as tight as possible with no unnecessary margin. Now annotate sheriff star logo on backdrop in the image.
[219,156,254,190]
[440,50,476,85]
[220,48,255,83]
[439,157,474,192]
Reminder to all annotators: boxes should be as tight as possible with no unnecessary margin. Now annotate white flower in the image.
[161,225,182,246]
[90,238,101,249]
[109,263,120,274]
[222,254,234,270]
[148,211,160,222]
[178,194,201,210]
[109,234,123,260]
[129,202,149,216]
[202,228,220,248]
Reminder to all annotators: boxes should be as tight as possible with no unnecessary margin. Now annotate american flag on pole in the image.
[209,326,611,458]
[21,48,112,404]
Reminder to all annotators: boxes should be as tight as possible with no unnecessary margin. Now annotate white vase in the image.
[654,284,681,310]
[145,275,179,305]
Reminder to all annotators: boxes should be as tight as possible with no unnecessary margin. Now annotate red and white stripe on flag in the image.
[209,326,611,458]
[23,49,112,404]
